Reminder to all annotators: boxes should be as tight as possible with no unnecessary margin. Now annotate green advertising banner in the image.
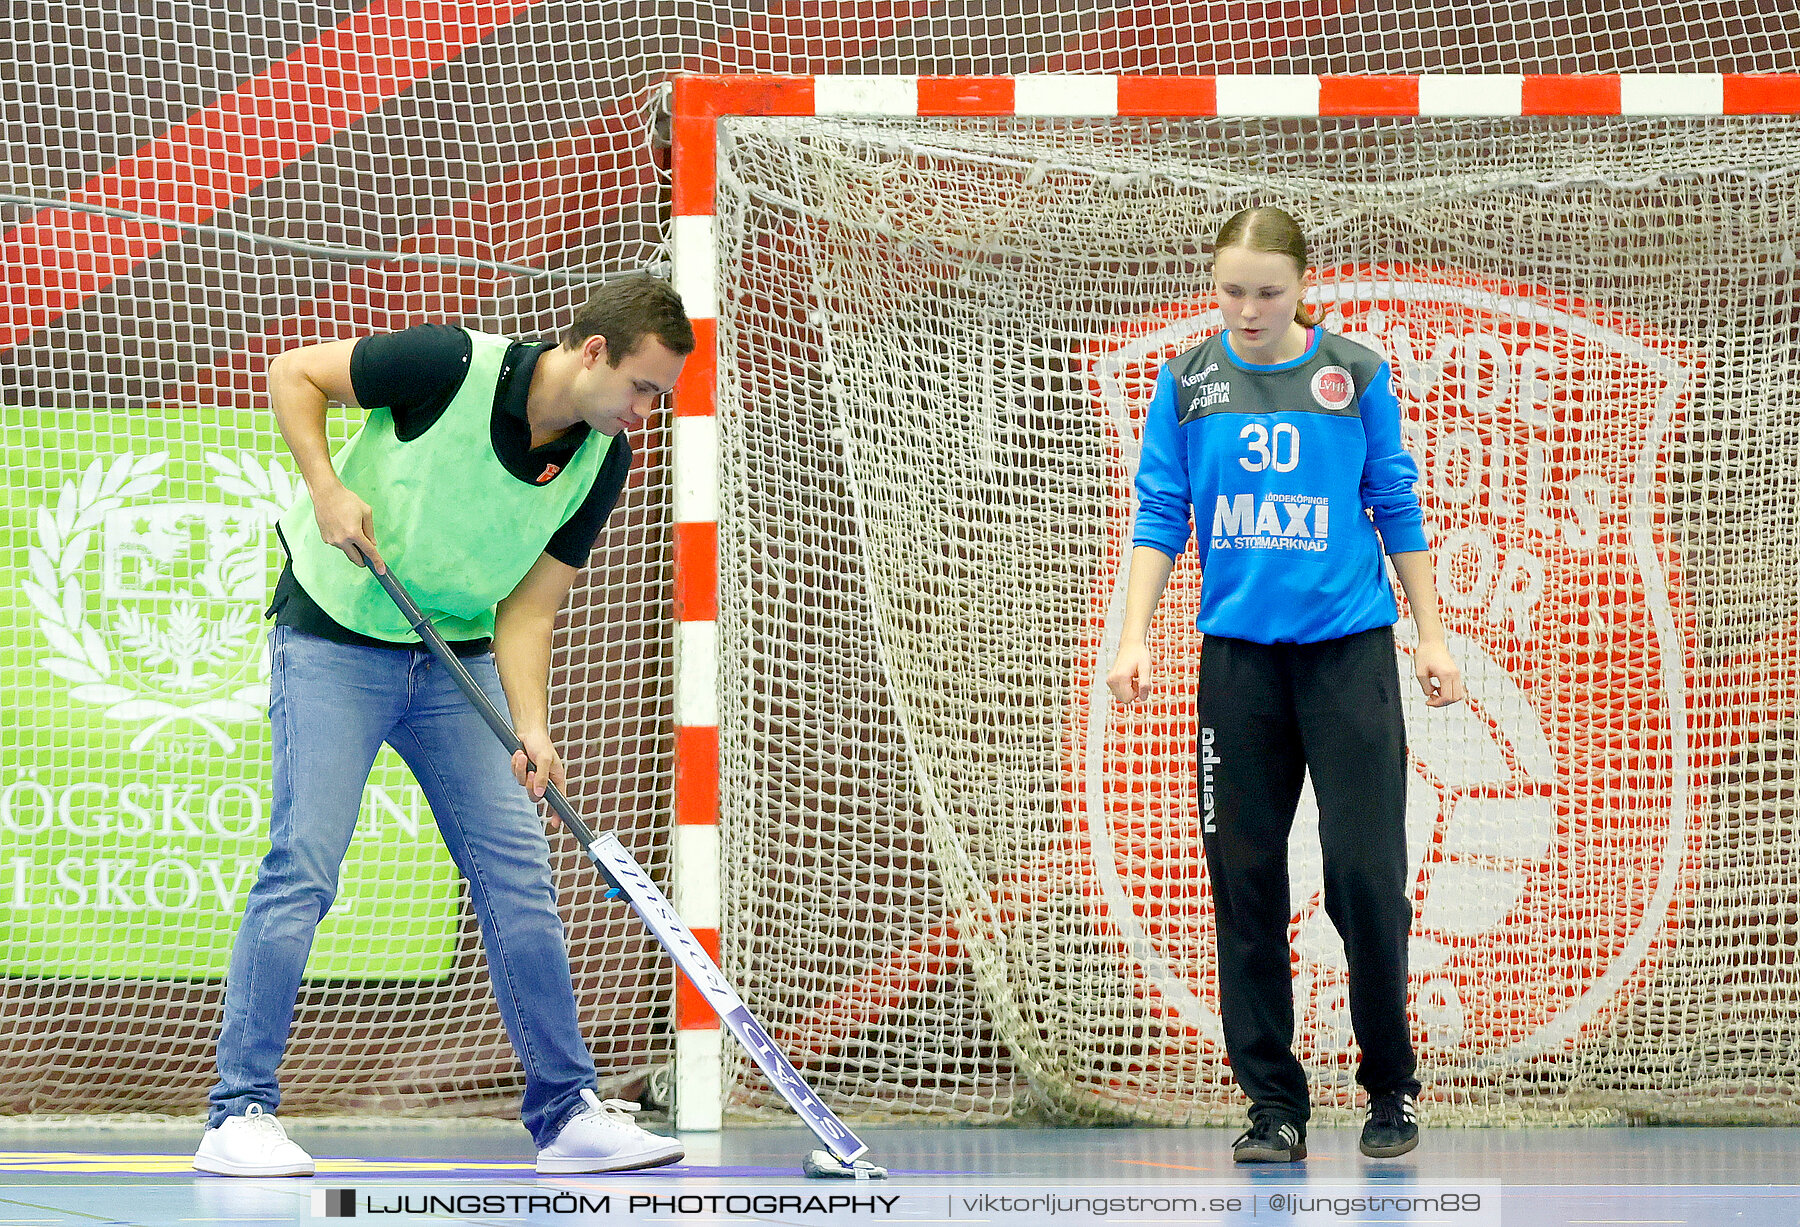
[0,408,461,979]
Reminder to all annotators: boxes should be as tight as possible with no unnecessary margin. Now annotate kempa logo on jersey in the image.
[1181,377,1231,413]
[1078,265,1705,1091]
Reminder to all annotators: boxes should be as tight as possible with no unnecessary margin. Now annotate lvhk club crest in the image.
[27,451,295,752]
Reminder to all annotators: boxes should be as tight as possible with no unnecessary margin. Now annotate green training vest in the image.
[280,331,612,643]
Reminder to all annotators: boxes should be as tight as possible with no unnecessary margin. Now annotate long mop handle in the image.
[365,564,596,839]
[364,561,869,1165]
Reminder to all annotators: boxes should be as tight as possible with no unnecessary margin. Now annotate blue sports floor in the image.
[0,1122,1795,1226]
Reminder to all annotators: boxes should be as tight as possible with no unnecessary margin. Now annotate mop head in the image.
[803,1149,888,1179]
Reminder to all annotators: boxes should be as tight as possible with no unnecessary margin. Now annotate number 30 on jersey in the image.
[1239,421,1300,472]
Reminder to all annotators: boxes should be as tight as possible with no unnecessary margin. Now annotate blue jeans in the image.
[208,626,597,1146]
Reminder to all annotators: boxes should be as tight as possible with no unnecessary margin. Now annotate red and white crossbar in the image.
[660,71,1800,1129]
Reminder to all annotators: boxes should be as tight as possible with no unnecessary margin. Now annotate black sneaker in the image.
[1360,1090,1420,1158]
[1232,1114,1306,1163]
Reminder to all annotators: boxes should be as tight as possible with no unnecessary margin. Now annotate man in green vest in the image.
[194,274,694,1177]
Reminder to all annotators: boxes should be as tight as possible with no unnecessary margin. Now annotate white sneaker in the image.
[536,1090,684,1174]
[193,1104,316,1177]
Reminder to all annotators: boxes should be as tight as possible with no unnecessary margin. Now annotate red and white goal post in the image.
[665,75,1800,1129]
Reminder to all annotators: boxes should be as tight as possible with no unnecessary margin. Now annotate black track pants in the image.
[1196,624,1420,1124]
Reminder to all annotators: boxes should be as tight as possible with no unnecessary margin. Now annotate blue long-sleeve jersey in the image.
[1132,327,1428,644]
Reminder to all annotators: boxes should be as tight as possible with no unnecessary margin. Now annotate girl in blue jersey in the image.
[1107,207,1465,1163]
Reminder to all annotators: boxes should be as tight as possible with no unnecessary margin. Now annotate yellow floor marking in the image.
[0,1154,531,1175]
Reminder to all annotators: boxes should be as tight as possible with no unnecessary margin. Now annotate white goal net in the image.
[713,112,1800,1124]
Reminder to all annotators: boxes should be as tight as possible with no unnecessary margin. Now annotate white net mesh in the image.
[714,114,1800,1124]
[3,0,1800,1121]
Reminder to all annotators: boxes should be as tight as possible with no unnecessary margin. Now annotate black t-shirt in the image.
[269,324,634,653]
